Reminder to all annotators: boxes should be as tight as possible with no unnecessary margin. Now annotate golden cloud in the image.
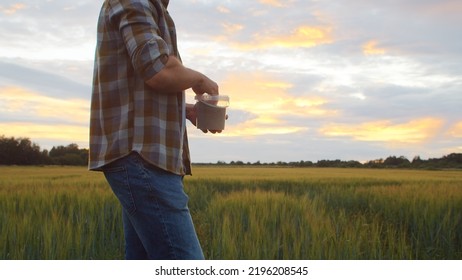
[217,72,335,137]
[0,86,89,124]
[0,122,88,145]
[221,22,244,35]
[277,26,333,48]
[0,3,26,15]
[217,6,231,14]
[448,121,462,138]
[221,25,333,50]
[0,86,89,146]
[221,72,334,116]
[363,40,386,55]
[319,118,444,144]
[258,0,289,8]
[223,121,307,137]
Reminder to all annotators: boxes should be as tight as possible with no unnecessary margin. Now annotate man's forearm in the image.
[145,56,218,95]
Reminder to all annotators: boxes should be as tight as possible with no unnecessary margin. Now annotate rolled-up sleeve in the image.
[110,0,170,80]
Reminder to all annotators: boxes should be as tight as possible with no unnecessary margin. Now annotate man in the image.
[89,0,220,260]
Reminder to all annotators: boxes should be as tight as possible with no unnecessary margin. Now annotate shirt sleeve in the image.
[109,0,170,80]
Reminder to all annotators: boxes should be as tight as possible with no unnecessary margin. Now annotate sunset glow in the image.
[320,118,444,145]
[363,40,386,55]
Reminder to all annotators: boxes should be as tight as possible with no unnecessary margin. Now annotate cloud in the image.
[0,86,89,125]
[0,122,88,147]
[0,85,89,148]
[0,3,26,15]
[221,72,333,116]
[258,0,294,8]
[221,25,333,50]
[222,120,308,138]
[362,40,386,55]
[216,5,230,13]
[213,72,336,137]
[448,121,462,138]
[389,0,462,22]
[424,0,462,20]
[0,0,99,60]
[221,22,244,35]
[319,118,444,145]
[0,60,91,99]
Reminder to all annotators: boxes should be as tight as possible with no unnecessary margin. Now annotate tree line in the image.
[1,135,462,169]
[204,153,462,169]
[0,136,88,166]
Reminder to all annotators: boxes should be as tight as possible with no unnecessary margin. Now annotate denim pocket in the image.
[103,166,137,214]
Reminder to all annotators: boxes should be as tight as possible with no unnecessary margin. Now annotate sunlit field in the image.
[1,166,461,259]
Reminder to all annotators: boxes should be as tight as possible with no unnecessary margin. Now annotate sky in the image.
[1,0,461,164]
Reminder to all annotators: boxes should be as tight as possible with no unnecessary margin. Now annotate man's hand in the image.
[192,77,219,97]
[186,103,224,134]
[145,55,219,97]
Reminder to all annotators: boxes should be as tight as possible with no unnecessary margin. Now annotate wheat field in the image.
[1,166,461,259]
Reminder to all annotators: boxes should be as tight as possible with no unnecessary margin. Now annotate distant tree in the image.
[384,156,410,168]
[428,153,462,169]
[49,143,87,165]
[316,159,343,167]
[0,136,42,165]
[443,153,462,165]
[0,136,16,165]
[364,158,384,168]
[346,160,363,168]
[411,156,423,168]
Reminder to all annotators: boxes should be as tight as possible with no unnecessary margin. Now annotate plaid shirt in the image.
[89,0,191,175]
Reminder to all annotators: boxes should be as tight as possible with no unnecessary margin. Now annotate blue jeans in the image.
[102,153,204,260]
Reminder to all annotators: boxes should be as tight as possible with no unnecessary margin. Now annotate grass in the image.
[1,166,461,259]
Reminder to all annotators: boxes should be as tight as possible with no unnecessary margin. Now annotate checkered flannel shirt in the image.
[89,0,191,175]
